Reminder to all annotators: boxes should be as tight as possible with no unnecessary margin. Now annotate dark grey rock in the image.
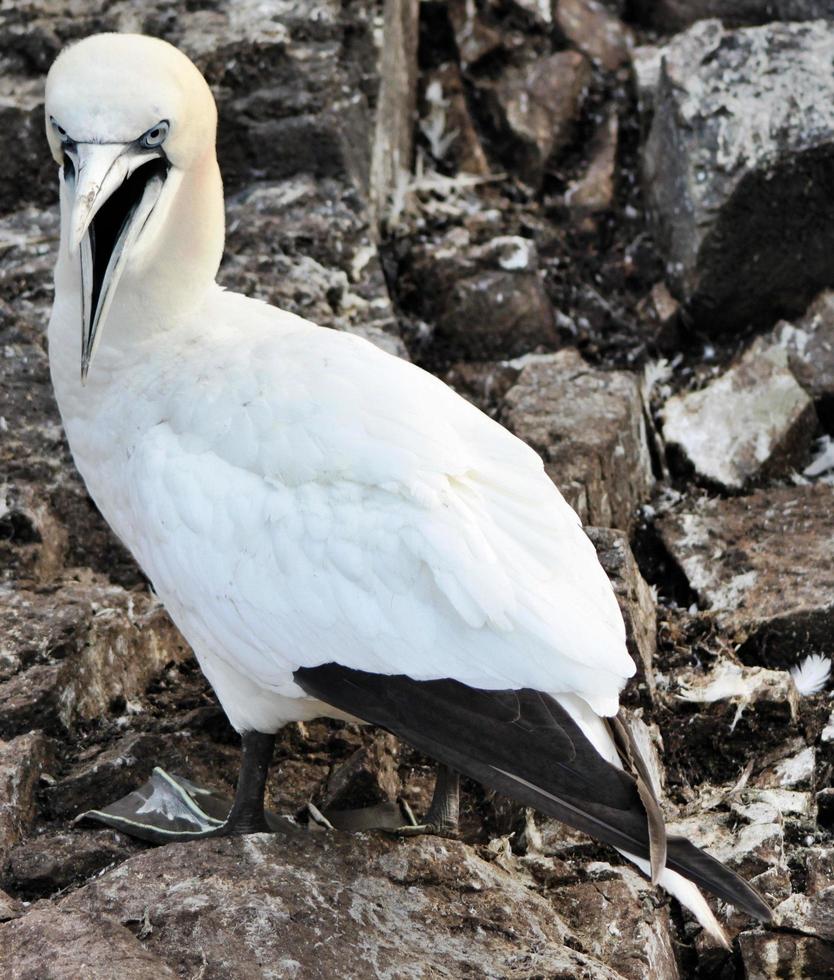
[565,108,619,218]
[643,20,834,333]
[0,582,189,738]
[556,0,633,72]
[421,63,490,176]
[738,929,834,980]
[503,349,654,530]
[660,343,817,490]
[490,50,592,185]
[657,485,834,666]
[630,0,834,32]
[771,289,834,428]
[0,732,48,867]
[586,527,657,696]
[317,732,401,812]
[409,232,559,361]
[34,834,631,979]
[0,907,178,980]
[7,830,138,896]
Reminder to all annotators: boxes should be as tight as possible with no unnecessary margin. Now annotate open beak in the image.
[64,142,167,382]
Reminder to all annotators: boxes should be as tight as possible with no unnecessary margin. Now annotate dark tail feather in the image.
[294,663,771,923]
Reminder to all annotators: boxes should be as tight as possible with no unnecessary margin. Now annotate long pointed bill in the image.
[65,142,167,382]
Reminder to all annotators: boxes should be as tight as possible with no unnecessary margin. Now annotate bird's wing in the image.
[129,310,634,715]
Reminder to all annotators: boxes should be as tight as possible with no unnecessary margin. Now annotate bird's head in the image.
[45,33,220,381]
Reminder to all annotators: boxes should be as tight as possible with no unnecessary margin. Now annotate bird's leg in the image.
[78,730,278,844]
[424,764,460,834]
[395,764,460,838]
[218,730,276,835]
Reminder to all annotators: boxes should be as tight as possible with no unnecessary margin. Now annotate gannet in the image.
[44,33,770,944]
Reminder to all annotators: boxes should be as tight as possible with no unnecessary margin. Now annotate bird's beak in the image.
[64,142,168,382]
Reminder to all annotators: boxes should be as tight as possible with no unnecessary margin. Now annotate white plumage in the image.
[43,33,770,946]
[51,293,632,733]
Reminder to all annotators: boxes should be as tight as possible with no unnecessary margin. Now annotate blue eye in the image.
[140,120,169,148]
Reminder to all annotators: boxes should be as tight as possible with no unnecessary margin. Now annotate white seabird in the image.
[44,33,770,945]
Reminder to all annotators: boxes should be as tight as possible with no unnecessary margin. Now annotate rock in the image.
[503,349,654,530]
[0,888,22,923]
[492,51,592,186]
[7,830,138,896]
[31,833,633,979]
[554,862,680,980]
[775,889,834,941]
[555,0,633,72]
[0,77,55,213]
[657,486,834,666]
[755,745,816,791]
[738,929,834,980]
[369,0,420,228]
[447,0,506,70]
[636,282,681,350]
[675,661,807,784]
[668,807,785,885]
[0,732,48,867]
[410,232,559,361]
[565,108,619,217]
[421,63,490,176]
[630,44,662,119]
[660,343,817,491]
[435,270,557,361]
[586,527,657,695]
[41,732,193,821]
[0,907,178,980]
[771,289,834,428]
[0,581,189,738]
[317,732,401,812]
[630,0,834,32]
[444,361,524,415]
[643,20,834,333]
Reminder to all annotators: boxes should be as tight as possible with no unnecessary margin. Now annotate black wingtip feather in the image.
[294,663,772,923]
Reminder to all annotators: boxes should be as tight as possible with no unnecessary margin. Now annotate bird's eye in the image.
[50,116,71,144]
[140,120,170,149]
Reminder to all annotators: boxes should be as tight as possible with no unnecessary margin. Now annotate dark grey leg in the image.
[219,730,276,835]
[424,764,460,836]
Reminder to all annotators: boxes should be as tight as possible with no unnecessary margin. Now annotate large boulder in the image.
[0,833,633,979]
[643,20,834,333]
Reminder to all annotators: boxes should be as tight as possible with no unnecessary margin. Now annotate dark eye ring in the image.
[140,120,170,149]
[50,116,70,143]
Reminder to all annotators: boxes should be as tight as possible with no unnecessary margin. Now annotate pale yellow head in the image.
[45,33,224,380]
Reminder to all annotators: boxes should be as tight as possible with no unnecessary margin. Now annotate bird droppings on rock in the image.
[656,485,834,666]
[503,349,654,530]
[0,581,189,738]
[661,342,817,490]
[0,732,49,867]
[0,834,633,979]
[643,19,834,333]
[0,907,179,980]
